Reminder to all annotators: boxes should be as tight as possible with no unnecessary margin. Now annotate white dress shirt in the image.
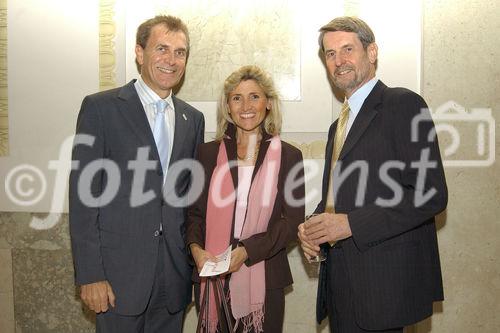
[134,78,176,177]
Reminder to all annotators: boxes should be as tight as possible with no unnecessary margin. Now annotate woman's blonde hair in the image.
[215,65,282,141]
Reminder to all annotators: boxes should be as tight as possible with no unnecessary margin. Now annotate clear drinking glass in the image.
[305,214,326,263]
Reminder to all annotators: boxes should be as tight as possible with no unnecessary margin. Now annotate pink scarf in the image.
[201,136,281,333]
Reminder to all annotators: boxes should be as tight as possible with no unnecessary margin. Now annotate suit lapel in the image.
[169,96,189,167]
[251,132,272,183]
[339,80,385,160]
[117,80,160,162]
[322,128,335,207]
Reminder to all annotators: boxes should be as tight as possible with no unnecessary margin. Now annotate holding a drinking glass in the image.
[302,214,326,262]
[298,16,447,332]
[298,212,351,262]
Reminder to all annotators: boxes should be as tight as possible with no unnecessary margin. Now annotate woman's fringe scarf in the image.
[200,136,281,333]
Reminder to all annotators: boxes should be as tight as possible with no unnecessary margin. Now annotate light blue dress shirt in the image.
[345,77,378,135]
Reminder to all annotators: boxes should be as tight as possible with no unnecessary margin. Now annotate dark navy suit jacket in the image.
[316,80,447,330]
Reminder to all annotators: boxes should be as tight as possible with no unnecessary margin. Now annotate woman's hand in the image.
[227,246,249,273]
[190,243,217,273]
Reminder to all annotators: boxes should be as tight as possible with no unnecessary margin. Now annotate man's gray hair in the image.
[318,16,375,52]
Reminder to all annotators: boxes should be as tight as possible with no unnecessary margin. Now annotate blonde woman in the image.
[187,65,305,332]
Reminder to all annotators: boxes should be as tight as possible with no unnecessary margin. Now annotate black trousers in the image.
[327,246,403,333]
[194,282,285,333]
[96,237,184,333]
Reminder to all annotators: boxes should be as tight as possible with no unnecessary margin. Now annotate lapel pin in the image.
[182,113,187,121]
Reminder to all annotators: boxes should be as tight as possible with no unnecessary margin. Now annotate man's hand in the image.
[80,280,115,313]
[227,246,248,274]
[190,243,217,273]
[304,213,352,245]
[298,222,321,259]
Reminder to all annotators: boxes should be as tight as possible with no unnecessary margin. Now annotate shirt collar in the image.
[135,77,174,110]
[347,77,378,116]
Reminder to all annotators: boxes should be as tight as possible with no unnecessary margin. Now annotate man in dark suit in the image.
[298,17,447,332]
[69,15,205,332]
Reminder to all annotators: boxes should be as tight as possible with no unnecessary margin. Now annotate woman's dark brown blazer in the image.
[186,125,305,289]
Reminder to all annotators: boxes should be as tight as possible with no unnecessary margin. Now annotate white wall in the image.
[0,0,99,212]
[0,0,421,214]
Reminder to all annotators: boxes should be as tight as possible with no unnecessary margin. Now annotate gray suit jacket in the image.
[69,80,205,315]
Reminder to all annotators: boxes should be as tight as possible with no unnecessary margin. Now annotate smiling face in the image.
[135,24,187,98]
[227,79,271,135]
[322,31,377,97]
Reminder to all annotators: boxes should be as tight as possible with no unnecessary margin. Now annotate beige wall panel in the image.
[420,0,500,332]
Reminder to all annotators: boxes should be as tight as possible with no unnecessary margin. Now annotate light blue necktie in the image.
[153,100,169,175]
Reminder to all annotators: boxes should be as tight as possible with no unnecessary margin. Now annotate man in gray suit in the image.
[69,15,205,332]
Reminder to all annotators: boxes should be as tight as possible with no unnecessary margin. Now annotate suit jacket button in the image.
[154,230,160,237]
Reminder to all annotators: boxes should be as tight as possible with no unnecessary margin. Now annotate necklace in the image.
[237,147,259,161]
